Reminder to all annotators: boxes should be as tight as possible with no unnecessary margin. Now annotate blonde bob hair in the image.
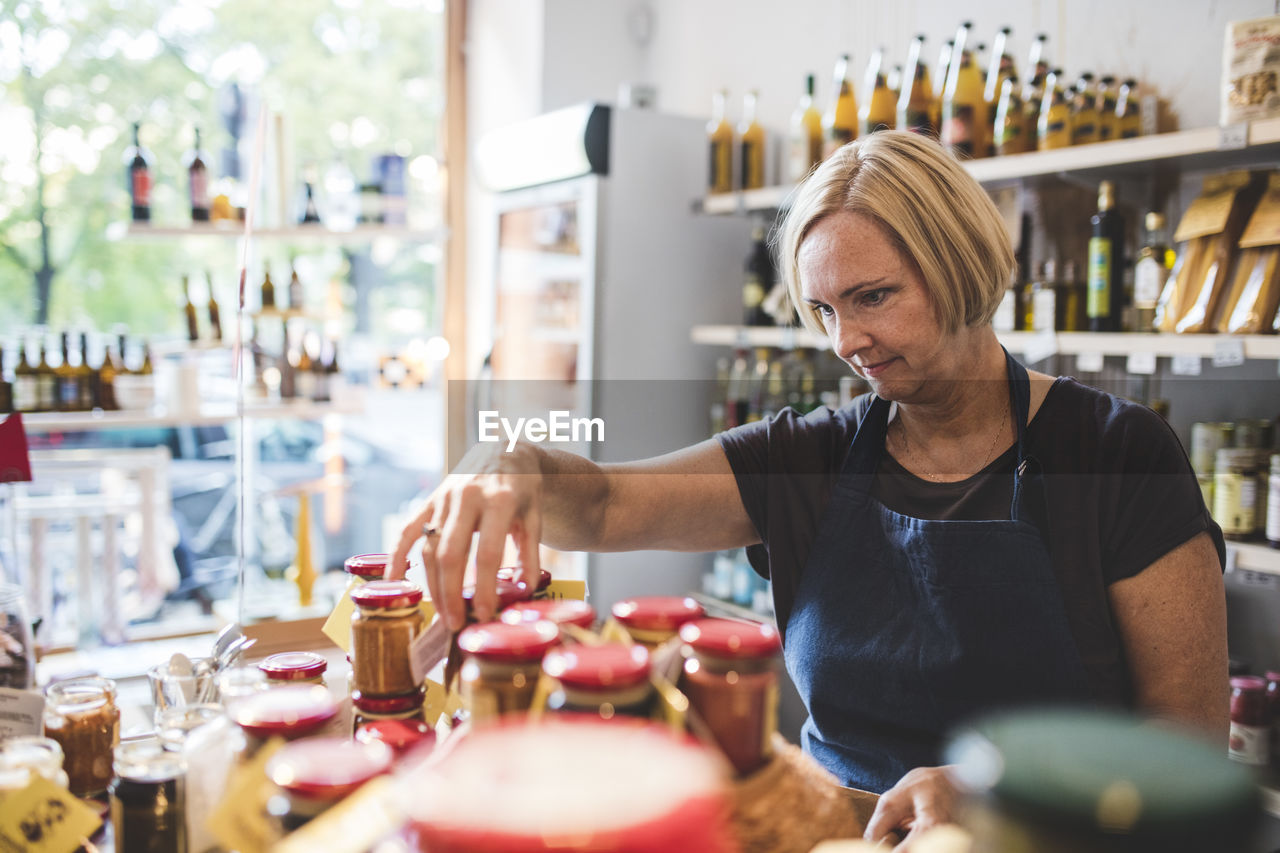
[778,130,1015,336]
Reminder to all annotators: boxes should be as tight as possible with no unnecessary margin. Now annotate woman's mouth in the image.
[858,358,896,378]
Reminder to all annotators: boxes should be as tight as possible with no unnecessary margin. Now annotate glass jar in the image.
[0,736,69,793]
[1191,422,1233,478]
[1230,675,1269,766]
[43,675,120,796]
[1216,448,1260,541]
[543,643,653,720]
[1268,454,1280,548]
[345,553,389,582]
[0,583,35,689]
[231,685,339,759]
[679,618,781,776]
[215,665,269,705]
[351,580,424,697]
[265,738,392,832]
[458,620,560,724]
[259,651,329,687]
[502,599,596,632]
[109,737,187,853]
[156,703,225,752]
[352,689,426,732]
[611,596,705,648]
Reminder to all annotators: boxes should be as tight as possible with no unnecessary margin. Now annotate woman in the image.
[389,130,1227,849]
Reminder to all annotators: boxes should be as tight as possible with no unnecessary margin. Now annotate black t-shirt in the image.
[716,376,1226,707]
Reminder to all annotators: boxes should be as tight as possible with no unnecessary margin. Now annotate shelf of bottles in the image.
[121,222,442,245]
[20,395,364,434]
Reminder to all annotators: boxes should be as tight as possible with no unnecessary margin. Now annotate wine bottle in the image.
[261,270,277,310]
[789,74,824,183]
[984,27,1017,107]
[183,275,200,342]
[188,127,210,222]
[1021,33,1050,149]
[707,90,734,194]
[288,266,304,312]
[55,332,78,412]
[207,272,223,342]
[739,90,765,191]
[97,337,119,411]
[823,54,858,157]
[1088,181,1125,332]
[859,47,896,135]
[1133,212,1173,333]
[124,122,153,222]
[35,337,57,413]
[0,346,11,415]
[13,340,38,414]
[897,34,936,136]
[743,225,775,327]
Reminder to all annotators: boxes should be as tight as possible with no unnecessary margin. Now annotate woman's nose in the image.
[831,316,869,362]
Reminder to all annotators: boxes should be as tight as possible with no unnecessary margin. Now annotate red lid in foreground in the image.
[351,579,423,609]
[679,618,781,660]
[497,567,553,591]
[232,685,338,739]
[1232,676,1267,692]
[344,553,389,578]
[356,719,437,757]
[543,643,650,690]
[458,620,561,663]
[463,578,533,610]
[611,596,705,632]
[1265,671,1280,683]
[258,652,328,681]
[267,737,392,800]
[353,689,425,715]
[502,599,596,630]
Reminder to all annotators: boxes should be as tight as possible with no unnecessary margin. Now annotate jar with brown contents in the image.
[458,619,561,724]
[351,580,424,697]
[611,596,705,649]
[679,618,782,776]
[43,675,120,796]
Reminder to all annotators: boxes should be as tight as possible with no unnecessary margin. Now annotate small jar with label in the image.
[543,643,653,720]
[231,685,339,759]
[0,736,69,793]
[1229,675,1269,767]
[266,738,393,832]
[43,675,120,796]
[352,689,426,732]
[351,580,424,697]
[1215,448,1259,541]
[345,553,389,583]
[259,652,329,688]
[502,599,596,633]
[611,596,705,649]
[1268,454,1280,549]
[458,619,561,724]
[679,618,782,776]
[109,737,187,853]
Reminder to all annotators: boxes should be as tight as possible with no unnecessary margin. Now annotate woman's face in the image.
[798,210,963,404]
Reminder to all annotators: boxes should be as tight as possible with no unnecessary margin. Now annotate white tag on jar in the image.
[0,687,44,738]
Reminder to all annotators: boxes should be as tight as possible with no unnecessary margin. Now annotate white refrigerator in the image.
[471,103,753,611]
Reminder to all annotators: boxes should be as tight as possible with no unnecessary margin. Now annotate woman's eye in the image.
[862,288,889,306]
[814,304,834,318]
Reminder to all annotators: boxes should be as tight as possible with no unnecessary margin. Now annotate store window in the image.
[0,0,446,650]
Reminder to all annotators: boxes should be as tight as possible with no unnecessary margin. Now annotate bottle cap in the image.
[351,580,423,610]
[258,652,328,682]
[543,644,651,690]
[612,596,705,632]
[679,618,781,660]
[458,619,561,663]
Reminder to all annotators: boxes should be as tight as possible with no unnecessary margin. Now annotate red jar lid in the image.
[502,599,596,630]
[678,618,780,660]
[497,567,552,591]
[258,652,328,682]
[543,643,650,690]
[458,620,560,663]
[356,719,437,757]
[267,737,392,801]
[611,596,705,632]
[462,578,533,610]
[1231,676,1267,692]
[1266,671,1280,683]
[352,579,423,609]
[232,685,338,739]
[344,553,389,579]
[353,689,425,714]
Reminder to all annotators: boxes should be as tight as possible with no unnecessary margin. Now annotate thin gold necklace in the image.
[893,396,1012,482]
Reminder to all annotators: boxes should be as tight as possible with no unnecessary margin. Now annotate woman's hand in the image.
[863,766,959,851]
[388,441,544,631]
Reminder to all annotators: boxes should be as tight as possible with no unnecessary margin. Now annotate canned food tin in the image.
[1215,448,1259,540]
[1191,422,1233,478]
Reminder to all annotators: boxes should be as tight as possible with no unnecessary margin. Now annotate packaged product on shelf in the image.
[738,91,766,191]
[896,35,936,136]
[789,74,824,183]
[1165,171,1265,333]
[859,47,896,135]
[707,90,734,195]
[1222,16,1280,125]
[1221,171,1280,333]
[824,54,858,157]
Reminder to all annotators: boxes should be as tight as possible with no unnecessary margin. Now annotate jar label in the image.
[409,614,452,685]
[1134,256,1167,307]
[321,578,362,654]
[0,687,44,738]
[1230,721,1269,765]
[0,775,103,851]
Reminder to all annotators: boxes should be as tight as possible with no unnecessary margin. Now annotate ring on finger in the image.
[422,523,440,539]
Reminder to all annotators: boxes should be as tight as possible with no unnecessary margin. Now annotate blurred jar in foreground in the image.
[266,738,392,833]
[231,685,338,760]
[43,675,120,796]
[0,736,69,793]
[109,737,187,853]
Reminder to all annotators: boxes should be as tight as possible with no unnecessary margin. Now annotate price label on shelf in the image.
[733,328,750,349]
[1212,338,1246,368]
[1125,351,1158,375]
[780,326,797,351]
[1022,330,1058,365]
[1171,353,1202,376]
[1218,122,1249,151]
[1076,351,1105,373]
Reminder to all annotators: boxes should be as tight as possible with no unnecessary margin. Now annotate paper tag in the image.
[543,579,587,601]
[422,678,450,727]
[273,777,404,853]
[1021,330,1058,365]
[1219,122,1249,151]
[1213,338,1246,367]
[0,688,45,739]
[1171,353,1202,375]
[409,617,452,686]
[598,619,634,645]
[651,674,689,735]
[320,578,362,653]
[1076,351,1105,373]
[206,739,285,853]
[0,775,102,853]
[1125,351,1158,375]
[418,600,437,626]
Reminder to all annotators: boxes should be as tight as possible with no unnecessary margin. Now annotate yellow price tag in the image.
[544,579,587,601]
[0,775,102,853]
[206,739,284,853]
[422,678,449,727]
[598,618,634,645]
[418,599,437,626]
[321,578,362,653]
[273,777,404,853]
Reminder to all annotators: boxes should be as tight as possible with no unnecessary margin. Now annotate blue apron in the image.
[783,351,1092,792]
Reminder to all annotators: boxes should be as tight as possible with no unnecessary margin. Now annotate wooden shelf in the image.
[20,396,364,433]
[695,119,1280,214]
[120,223,442,244]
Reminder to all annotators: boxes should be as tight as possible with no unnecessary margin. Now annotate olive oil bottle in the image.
[739,90,765,190]
[707,90,734,194]
[1096,76,1119,141]
[859,47,896,135]
[1133,212,1173,332]
[824,54,858,156]
[1088,181,1125,332]
[994,77,1030,155]
[1037,69,1072,150]
[1021,33,1049,149]
[13,341,37,413]
[897,34,937,136]
[984,26,1017,155]
[788,74,824,183]
[182,275,200,342]
[941,22,988,158]
[931,39,953,133]
[1070,73,1100,145]
[1116,78,1142,138]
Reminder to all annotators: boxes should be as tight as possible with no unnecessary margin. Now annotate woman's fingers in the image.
[469,492,519,622]
[511,505,543,589]
[864,787,914,844]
